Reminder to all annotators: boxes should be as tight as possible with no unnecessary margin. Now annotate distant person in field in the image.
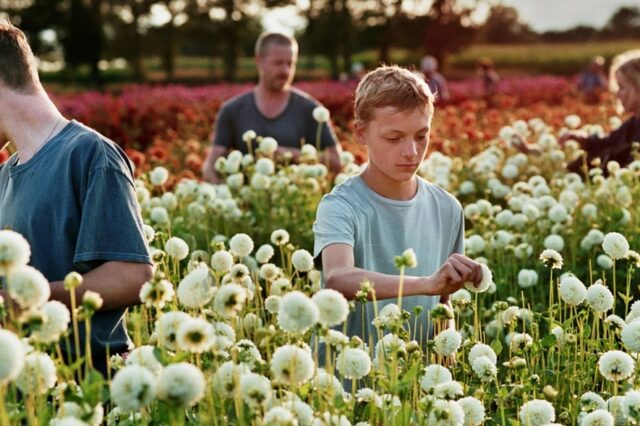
[313,66,482,353]
[476,57,500,98]
[515,50,640,176]
[420,55,450,102]
[577,55,608,103]
[0,21,152,375]
[202,32,342,183]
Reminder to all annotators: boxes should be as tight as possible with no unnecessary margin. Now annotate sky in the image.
[263,0,640,35]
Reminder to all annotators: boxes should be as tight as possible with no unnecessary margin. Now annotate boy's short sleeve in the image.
[74,167,151,268]
[313,194,356,260]
[212,104,234,149]
[452,209,465,255]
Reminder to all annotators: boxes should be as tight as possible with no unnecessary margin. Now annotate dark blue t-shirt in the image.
[0,120,151,364]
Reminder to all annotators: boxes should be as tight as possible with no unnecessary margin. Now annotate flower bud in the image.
[64,271,83,290]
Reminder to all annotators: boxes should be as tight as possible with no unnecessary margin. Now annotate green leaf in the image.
[491,338,503,356]
[541,334,558,348]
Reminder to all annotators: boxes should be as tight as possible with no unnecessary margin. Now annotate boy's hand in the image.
[424,254,482,295]
[559,131,588,146]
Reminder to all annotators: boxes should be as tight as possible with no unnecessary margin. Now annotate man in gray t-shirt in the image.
[202,32,341,183]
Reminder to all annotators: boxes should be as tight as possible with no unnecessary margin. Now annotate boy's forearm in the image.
[325,266,430,300]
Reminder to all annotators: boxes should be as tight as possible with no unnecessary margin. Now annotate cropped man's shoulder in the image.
[290,87,321,107]
[220,90,254,111]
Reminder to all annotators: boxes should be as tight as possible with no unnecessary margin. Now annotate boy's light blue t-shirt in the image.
[313,174,464,347]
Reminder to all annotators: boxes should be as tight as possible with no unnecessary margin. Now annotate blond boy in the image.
[313,66,481,347]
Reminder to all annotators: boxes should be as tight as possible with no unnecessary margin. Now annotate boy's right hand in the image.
[424,254,482,295]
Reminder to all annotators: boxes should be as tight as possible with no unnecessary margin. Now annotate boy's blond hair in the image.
[610,49,640,92]
[0,20,39,93]
[355,65,434,126]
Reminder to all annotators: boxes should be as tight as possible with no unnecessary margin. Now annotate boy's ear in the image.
[354,121,366,146]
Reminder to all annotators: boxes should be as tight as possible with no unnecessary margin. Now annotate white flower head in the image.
[336,347,371,380]
[624,390,640,422]
[177,265,214,309]
[239,372,272,408]
[259,137,278,154]
[519,399,555,426]
[598,350,634,381]
[581,391,606,412]
[156,311,191,351]
[465,263,493,293]
[14,353,55,396]
[255,244,275,264]
[264,407,296,426]
[211,250,234,273]
[242,130,257,143]
[229,233,254,257]
[539,249,563,269]
[621,319,640,353]
[139,279,174,309]
[176,317,215,353]
[126,345,163,375]
[271,229,290,246]
[420,364,452,391]
[586,282,614,313]
[602,232,630,260]
[165,237,189,260]
[291,249,314,272]
[157,362,206,407]
[434,329,462,356]
[312,288,349,327]
[459,396,485,426]
[472,356,497,381]
[213,283,247,318]
[517,269,539,289]
[149,166,169,186]
[31,300,71,344]
[468,343,497,365]
[270,344,315,386]
[427,400,464,426]
[581,409,614,426]
[434,380,464,400]
[0,229,31,274]
[7,265,50,309]
[255,158,275,175]
[212,360,249,398]
[278,291,319,334]
[312,105,330,123]
[0,329,25,385]
[558,276,587,306]
[110,365,156,412]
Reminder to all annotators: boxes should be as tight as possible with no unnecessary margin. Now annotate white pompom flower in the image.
[581,409,614,426]
[149,166,169,186]
[177,265,214,309]
[465,263,493,293]
[458,396,485,426]
[519,399,555,426]
[229,233,254,257]
[0,329,25,385]
[165,237,189,260]
[270,344,315,386]
[213,283,247,318]
[176,317,215,353]
[239,372,272,408]
[7,265,50,309]
[278,291,319,334]
[420,364,452,391]
[110,365,156,412]
[255,244,275,264]
[602,232,630,260]
[0,229,31,274]
[211,250,234,273]
[125,345,164,375]
[291,249,314,272]
[336,347,372,380]
[15,352,57,395]
[31,300,71,344]
[434,329,462,357]
[558,276,587,306]
[468,343,497,365]
[622,319,640,353]
[586,282,614,313]
[472,356,497,382]
[598,350,634,381]
[156,362,206,407]
[312,288,349,327]
[312,105,330,123]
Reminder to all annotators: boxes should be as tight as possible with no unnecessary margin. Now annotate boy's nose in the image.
[402,140,419,157]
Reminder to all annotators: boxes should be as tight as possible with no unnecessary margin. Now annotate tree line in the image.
[2,0,639,86]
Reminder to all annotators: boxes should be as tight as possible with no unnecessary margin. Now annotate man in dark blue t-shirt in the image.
[0,21,152,374]
[202,32,342,183]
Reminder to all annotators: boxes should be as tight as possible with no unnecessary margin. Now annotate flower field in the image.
[2,78,640,425]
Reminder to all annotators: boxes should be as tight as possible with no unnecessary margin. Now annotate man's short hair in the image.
[0,20,39,93]
[255,32,298,57]
[355,65,434,126]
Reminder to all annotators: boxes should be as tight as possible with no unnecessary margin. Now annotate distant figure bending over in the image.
[202,32,342,183]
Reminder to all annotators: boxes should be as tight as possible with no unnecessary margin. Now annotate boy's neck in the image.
[360,166,418,201]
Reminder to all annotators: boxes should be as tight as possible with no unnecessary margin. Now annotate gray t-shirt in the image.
[212,88,338,153]
[0,120,151,370]
[313,175,464,348]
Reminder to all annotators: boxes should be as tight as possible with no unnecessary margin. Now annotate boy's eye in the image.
[385,137,401,142]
